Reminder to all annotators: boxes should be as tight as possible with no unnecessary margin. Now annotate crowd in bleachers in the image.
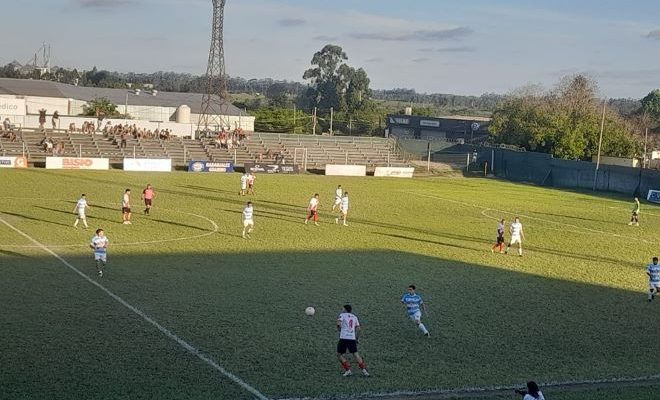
[103,122,174,141]
[1,118,18,142]
[212,127,249,150]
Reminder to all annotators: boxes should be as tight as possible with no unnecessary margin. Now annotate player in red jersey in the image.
[304,193,320,226]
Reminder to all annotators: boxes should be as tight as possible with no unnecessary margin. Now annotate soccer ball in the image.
[305,306,315,316]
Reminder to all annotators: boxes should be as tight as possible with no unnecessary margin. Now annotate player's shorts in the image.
[78,211,86,219]
[144,199,152,206]
[340,207,348,215]
[122,207,131,214]
[408,310,422,321]
[309,209,317,216]
[649,281,660,290]
[248,183,254,188]
[243,219,254,227]
[334,198,341,205]
[496,235,504,244]
[510,235,522,245]
[94,252,107,263]
[337,339,358,354]
[241,183,247,190]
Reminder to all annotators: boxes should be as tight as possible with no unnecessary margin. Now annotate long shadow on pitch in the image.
[2,249,659,400]
[0,211,72,228]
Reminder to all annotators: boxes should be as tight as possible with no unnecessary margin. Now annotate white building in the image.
[0,78,254,137]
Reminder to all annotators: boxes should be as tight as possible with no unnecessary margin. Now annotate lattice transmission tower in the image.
[198,0,228,132]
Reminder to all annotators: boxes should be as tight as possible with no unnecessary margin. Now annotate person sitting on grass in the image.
[515,381,545,400]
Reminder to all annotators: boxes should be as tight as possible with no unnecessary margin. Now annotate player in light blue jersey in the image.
[242,201,254,239]
[401,284,429,337]
[647,257,660,302]
[89,228,109,277]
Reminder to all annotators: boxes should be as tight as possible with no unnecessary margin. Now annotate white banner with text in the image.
[374,167,415,178]
[46,157,109,170]
[325,164,367,176]
[123,158,172,172]
[0,156,28,168]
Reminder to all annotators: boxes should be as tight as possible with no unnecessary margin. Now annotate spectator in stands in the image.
[40,136,54,153]
[214,134,223,149]
[52,111,59,130]
[120,132,127,149]
[3,118,10,131]
[8,130,17,142]
[54,141,65,156]
[38,109,47,130]
[69,122,76,132]
[96,108,104,131]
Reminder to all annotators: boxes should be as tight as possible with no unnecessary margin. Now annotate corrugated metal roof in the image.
[0,78,243,116]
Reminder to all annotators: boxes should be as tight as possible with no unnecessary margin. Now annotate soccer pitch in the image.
[1,169,659,400]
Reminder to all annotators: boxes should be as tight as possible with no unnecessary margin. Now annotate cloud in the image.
[645,29,660,40]
[313,35,339,42]
[75,0,137,8]
[436,46,476,53]
[277,18,306,27]
[412,58,430,63]
[350,27,472,42]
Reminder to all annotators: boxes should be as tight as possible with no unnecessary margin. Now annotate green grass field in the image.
[1,169,659,400]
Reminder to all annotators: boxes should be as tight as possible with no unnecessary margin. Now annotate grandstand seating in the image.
[0,129,408,169]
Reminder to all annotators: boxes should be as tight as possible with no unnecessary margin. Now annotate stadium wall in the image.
[488,148,660,196]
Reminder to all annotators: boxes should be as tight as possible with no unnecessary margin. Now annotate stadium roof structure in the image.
[0,78,244,116]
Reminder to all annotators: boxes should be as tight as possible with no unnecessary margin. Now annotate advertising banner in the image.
[647,190,660,204]
[123,158,172,172]
[374,167,415,178]
[46,157,109,170]
[325,164,367,176]
[244,163,299,174]
[188,160,235,173]
[0,156,28,168]
[0,98,26,116]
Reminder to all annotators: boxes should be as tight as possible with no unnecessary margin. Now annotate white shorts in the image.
[94,252,107,263]
[241,183,247,190]
[650,281,660,290]
[510,235,522,245]
[408,311,422,322]
[340,207,348,215]
[243,219,254,227]
[78,212,86,219]
[334,198,341,205]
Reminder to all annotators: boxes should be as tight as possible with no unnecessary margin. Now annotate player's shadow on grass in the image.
[0,249,30,257]
[529,211,619,225]
[149,218,209,231]
[33,206,117,225]
[0,211,72,228]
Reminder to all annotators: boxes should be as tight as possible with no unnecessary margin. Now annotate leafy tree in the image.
[81,97,120,117]
[490,75,640,159]
[641,89,660,122]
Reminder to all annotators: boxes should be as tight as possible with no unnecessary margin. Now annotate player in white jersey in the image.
[73,194,90,228]
[121,189,132,225]
[506,217,524,256]
[515,381,545,400]
[401,285,430,337]
[647,257,660,302]
[242,201,254,239]
[335,192,349,226]
[336,304,369,377]
[89,228,109,277]
[239,173,249,196]
[332,185,343,211]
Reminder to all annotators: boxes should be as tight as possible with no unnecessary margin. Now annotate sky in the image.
[1,0,659,98]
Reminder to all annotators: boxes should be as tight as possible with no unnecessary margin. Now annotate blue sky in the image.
[1,0,659,98]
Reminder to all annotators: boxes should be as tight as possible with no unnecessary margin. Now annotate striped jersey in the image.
[243,206,254,221]
[90,235,109,255]
[340,195,349,210]
[648,263,660,283]
[401,293,424,316]
[75,198,88,212]
[510,222,523,236]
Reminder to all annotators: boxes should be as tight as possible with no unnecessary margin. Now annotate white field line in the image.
[408,191,657,245]
[0,201,220,249]
[0,214,269,400]
[278,373,660,400]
